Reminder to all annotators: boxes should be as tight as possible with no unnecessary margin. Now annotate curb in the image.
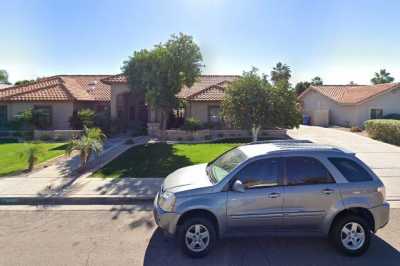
[0,196,155,205]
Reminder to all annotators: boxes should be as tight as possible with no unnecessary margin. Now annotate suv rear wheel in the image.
[331,215,371,256]
[178,217,216,258]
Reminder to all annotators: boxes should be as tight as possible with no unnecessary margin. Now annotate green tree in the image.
[19,142,46,172]
[371,69,395,84]
[0,70,10,84]
[294,81,311,96]
[123,33,203,130]
[222,68,301,141]
[270,62,291,85]
[15,79,35,86]
[311,76,323,85]
[65,127,106,171]
[222,68,271,141]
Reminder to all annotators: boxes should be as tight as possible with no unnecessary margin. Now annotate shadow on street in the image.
[143,228,400,266]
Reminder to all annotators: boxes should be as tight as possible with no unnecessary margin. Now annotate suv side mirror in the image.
[232,180,245,193]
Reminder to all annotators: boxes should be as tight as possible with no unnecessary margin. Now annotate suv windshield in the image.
[208,148,247,183]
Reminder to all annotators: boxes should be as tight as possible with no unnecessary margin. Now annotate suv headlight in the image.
[158,191,176,212]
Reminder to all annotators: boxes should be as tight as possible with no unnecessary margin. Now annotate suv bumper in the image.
[370,202,390,231]
[153,193,180,235]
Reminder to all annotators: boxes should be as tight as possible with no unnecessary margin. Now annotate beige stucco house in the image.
[298,83,400,127]
[0,75,111,129]
[103,74,239,129]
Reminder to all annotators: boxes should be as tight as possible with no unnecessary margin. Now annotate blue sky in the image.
[1,0,399,84]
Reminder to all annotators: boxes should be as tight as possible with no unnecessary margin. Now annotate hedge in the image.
[364,119,400,145]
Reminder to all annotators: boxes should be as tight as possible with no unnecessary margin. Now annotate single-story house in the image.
[298,83,400,127]
[0,75,111,129]
[102,74,239,130]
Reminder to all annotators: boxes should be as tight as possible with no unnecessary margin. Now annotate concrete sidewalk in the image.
[0,177,162,204]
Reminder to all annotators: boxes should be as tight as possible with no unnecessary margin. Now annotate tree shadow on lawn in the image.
[143,229,400,266]
[96,143,195,178]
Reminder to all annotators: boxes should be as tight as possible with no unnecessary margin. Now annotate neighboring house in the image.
[298,83,400,127]
[0,75,111,129]
[103,74,239,129]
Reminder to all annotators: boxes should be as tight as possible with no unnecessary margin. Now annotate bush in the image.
[180,117,202,131]
[364,119,400,145]
[383,113,400,120]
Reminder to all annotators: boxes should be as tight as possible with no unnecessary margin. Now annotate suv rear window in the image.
[329,158,373,182]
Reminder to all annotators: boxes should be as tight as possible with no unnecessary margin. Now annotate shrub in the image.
[364,119,400,145]
[383,113,400,120]
[181,117,202,131]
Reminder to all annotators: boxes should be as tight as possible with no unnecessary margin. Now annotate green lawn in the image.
[0,141,66,176]
[92,142,240,178]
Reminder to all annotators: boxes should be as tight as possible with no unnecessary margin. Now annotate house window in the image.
[0,105,7,128]
[208,106,221,123]
[33,106,52,129]
[370,108,383,119]
[129,106,136,121]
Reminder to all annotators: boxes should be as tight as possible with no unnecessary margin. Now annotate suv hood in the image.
[162,163,213,193]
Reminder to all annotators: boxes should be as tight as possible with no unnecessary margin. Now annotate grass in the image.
[92,142,240,178]
[0,141,67,176]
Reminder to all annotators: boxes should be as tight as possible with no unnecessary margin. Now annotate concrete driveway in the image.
[288,126,400,200]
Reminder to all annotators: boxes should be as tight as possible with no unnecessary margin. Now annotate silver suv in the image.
[153,141,389,257]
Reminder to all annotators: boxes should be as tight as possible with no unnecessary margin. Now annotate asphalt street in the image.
[0,204,399,266]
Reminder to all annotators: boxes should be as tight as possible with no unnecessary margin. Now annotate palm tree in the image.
[65,127,107,171]
[371,69,395,84]
[19,142,46,172]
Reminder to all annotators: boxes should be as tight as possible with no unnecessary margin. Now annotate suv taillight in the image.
[378,186,386,201]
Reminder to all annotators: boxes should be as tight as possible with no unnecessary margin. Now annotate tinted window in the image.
[286,157,333,185]
[236,158,280,189]
[329,158,373,182]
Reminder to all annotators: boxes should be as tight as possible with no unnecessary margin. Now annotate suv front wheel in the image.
[331,215,371,256]
[178,217,216,258]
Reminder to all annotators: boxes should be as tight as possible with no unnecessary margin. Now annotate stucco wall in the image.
[302,88,400,127]
[186,101,221,123]
[110,84,130,119]
[301,90,357,127]
[354,87,400,126]
[5,102,74,129]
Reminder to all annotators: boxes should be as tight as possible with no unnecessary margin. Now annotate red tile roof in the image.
[177,75,239,99]
[102,74,239,101]
[101,74,128,84]
[0,75,111,102]
[299,83,400,105]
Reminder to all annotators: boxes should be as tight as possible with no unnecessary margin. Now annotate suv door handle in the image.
[268,192,281,198]
[321,188,334,195]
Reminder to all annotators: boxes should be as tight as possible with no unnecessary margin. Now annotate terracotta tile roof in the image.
[101,74,127,84]
[188,85,225,101]
[177,75,239,99]
[0,75,111,102]
[299,83,400,105]
[102,74,238,101]
[0,84,12,90]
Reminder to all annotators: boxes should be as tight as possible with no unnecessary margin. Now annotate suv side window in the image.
[286,157,334,186]
[235,158,280,189]
[329,157,373,182]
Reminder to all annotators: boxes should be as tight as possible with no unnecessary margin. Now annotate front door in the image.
[283,156,340,231]
[227,158,284,232]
